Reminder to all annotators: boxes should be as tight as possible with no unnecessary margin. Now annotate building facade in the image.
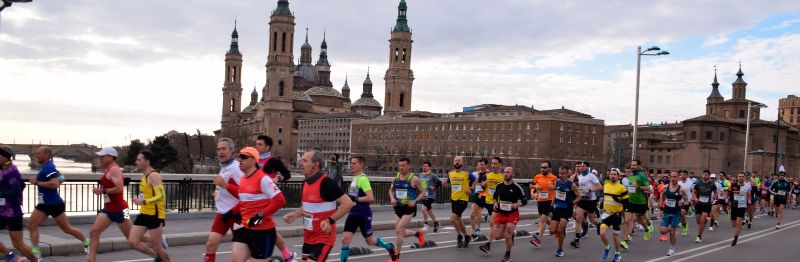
[296,113,367,166]
[779,95,800,128]
[351,104,605,178]
[605,67,799,176]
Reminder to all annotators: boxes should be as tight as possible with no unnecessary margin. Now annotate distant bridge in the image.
[5,143,100,163]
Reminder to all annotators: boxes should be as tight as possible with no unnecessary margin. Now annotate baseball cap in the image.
[238,147,259,159]
[95,147,118,157]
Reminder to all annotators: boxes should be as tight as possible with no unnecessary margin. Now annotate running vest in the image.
[484,172,504,205]
[663,185,682,215]
[101,164,128,212]
[238,169,280,230]
[553,179,576,209]
[393,173,417,205]
[302,174,337,245]
[448,170,470,201]
[138,171,165,219]
[602,181,627,214]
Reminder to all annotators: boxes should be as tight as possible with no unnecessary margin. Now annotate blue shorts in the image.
[99,208,130,224]
[660,213,680,228]
[343,214,374,238]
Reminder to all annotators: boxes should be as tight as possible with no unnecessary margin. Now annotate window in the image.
[657,156,663,163]
[720,132,726,141]
[650,155,655,163]
[279,81,285,96]
[399,93,405,107]
[272,32,277,51]
[394,48,399,62]
[560,123,564,131]
[666,156,671,164]
[402,48,407,63]
[705,131,712,140]
[387,92,391,106]
[230,98,235,112]
[278,127,283,133]
[739,110,745,118]
[278,140,283,145]
[281,32,286,52]
[690,131,697,140]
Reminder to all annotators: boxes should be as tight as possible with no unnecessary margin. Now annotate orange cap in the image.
[239,147,260,159]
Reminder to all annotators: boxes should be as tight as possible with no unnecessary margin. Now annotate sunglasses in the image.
[540,166,549,169]
[237,154,253,160]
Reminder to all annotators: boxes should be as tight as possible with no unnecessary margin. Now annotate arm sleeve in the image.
[263,192,286,216]
[260,176,282,198]
[358,177,372,192]
[144,184,165,204]
[226,178,240,198]
[320,177,345,202]
[515,183,528,206]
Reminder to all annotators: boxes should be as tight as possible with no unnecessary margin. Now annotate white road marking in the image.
[668,222,800,262]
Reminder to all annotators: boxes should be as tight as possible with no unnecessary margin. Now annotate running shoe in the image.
[7,253,22,262]
[619,240,629,250]
[748,222,752,230]
[643,228,651,240]
[694,236,702,243]
[416,230,426,246]
[501,253,512,262]
[602,248,611,260]
[388,243,398,261]
[463,235,472,247]
[681,226,688,236]
[83,239,90,255]
[31,246,42,260]
[667,247,675,256]
[457,236,463,248]
[776,224,781,230]
[659,235,668,241]
[709,226,715,231]
[555,249,565,257]
[530,235,541,247]
[613,253,622,262]
[433,222,440,233]
[475,228,481,236]
[569,239,580,248]
[479,243,491,254]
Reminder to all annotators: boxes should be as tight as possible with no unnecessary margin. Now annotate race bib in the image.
[555,191,567,201]
[699,196,710,203]
[303,213,313,230]
[452,184,462,192]
[489,188,496,196]
[738,200,747,208]
[499,201,512,211]
[778,190,786,196]
[579,189,589,197]
[627,186,637,194]
[123,208,130,220]
[665,199,677,208]
[539,192,549,199]
[395,189,408,199]
[0,198,5,206]
[734,195,745,202]
[103,194,111,204]
[138,193,144,202]
[476,185,484,192]
[37,192,44,204]
[600,212,610,220]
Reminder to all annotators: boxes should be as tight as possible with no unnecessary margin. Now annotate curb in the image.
[41,211,539,256]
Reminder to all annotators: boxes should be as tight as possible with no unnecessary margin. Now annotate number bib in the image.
[627,186,637,194]
[452,184,462,192]
[555,191,567,201]
[699,196,710,203]
[665,199,677,208]
[37,193,44,204]
[499,201,512,211]
[778,190,786,196]
[539,192,549,199]
[303,213,313,230]
[103,194,111,204]
[475,185,484,192]
[395,189,408,200]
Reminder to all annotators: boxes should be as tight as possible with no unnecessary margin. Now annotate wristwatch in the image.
[328,217,336,224]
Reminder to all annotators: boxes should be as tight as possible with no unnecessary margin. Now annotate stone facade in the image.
[351,104,604,178]
[296,113,367,166]
[779,95,800,128]
[605,67,800,176]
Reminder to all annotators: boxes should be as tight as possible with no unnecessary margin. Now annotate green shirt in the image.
[627,171,650,204]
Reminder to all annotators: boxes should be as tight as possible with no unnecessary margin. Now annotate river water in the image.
[13,154,94,175]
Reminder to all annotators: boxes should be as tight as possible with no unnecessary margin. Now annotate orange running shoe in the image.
[417,230,426,246]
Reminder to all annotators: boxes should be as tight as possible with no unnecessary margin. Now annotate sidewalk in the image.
[0,204,538,256]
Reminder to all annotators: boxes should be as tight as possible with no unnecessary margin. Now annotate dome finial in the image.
[305,27,309,43]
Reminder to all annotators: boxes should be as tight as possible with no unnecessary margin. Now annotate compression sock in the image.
[340,246,350,262]
[282,247,292,259]
[204,253,216,262]
[376,237,392,250]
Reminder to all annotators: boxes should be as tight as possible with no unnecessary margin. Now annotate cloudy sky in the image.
[1,0,799,147]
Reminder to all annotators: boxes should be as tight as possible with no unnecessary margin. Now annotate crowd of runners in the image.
[1,140,798,262]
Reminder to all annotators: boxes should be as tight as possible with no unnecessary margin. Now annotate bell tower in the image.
[221,21,243,132]
[262,0,296,161]
[383,0,414,116]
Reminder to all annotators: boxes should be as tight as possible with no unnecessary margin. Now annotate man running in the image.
[622,160,652,248]
[0,145,36,262]
[570,161,601,248]
[444,156,472,248]
[475,157,506,251]
[89,147,155,262]
[27,146,89,260]
[225,147,286,262]
[339,156,397,262]
[418,161,442,232]
[769,171,790,229]
[691,170,716,243]
[388,158,426,261]
[677,170,694,236]
[530,160,556,247]
[659,171,685,256]
[479,166,527,262]
[470,158,491,238]
[791,178,800,209]
[205,138,244,262]
[729,172,751,246]
[283,150,353,262]
[129,150,170,261]
[550,166,579,257]
[255,135,295,261]
[599,168,627,262]
[710,172,730,230]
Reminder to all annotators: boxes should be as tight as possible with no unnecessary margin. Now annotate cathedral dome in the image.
[294,64,319,83]
[306,86,345,98]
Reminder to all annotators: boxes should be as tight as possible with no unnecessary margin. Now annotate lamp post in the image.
[632,46,670,161]
[0,0,33,13]
[743,101,767,172]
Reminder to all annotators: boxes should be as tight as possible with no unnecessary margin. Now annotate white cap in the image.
[591,169,598,175]
[95,147,118,157]
[710,173,717,178]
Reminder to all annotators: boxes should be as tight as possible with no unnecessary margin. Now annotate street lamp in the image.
[0,0,32,13]
[632,46,670,161]
[743,101,768,172]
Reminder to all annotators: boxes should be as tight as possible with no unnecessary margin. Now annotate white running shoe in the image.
[667,248,675,256]
[422,223,429,232]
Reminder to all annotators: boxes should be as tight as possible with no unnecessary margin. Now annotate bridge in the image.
[5,143,100,163]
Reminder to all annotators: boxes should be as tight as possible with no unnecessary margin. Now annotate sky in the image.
[1,0,799,147]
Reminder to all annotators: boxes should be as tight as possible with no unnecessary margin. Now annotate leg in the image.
[88,214,113,262]
[53,213,87,243]
[669,227,676,246]
[205,232,225,262]
[275,233,292,259]
[9,231,36,261]
[470,203,482,234]
[776,205,784,225]
[120,220,156,256]
[231,242,251,262]
[26,209,48,248]
[557,219,568,249]
[504,223,516,256]
[148,226,170,262]
[340,231,354,262]
[600,224,609,247]
[574,208,586,236]
[623,212,634,240]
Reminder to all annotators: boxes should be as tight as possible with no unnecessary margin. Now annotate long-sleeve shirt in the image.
[0,162,24,217]
[492,182,528,215]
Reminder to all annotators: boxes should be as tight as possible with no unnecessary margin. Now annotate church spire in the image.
[316,30,330,67]
[708,65,723,100]
[732,62,748,100]
[227,20,240,55]
[393,0,410,32]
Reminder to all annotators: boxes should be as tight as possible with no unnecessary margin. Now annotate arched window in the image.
[230,98,235,112]
[399,93,405,107]
[281,32,286,52]
[394,48,399,62]
[402,48,407,63]
[387,92,391,106]
[279,81,285,96]
[272,32,277,51]
[229,66,236,82]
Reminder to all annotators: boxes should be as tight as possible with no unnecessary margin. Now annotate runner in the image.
[89,147,156,262]
[283,150,353,262]
[729,172,751,246]
[339,156,397,262]
[710,172,730,230]
[530,160,557,247]
[469,158,490,238]
[388,158,426,262]
[27,146,89,260]
[550,166,579,257]
[255,135,295,261]
[222,147,286,262]
[791,178,800,209]
[205,138,244,262]
[691,170,716,243]
[768,171,790,229]
[746,174,757,229]
[129,150,170,261]
[475,157,506,251]
[677,170,694,236]
[622,160,653,249]
[443,156,472,248]
[659,171,685,256]
[479,167,527,262]
[0,145,37,262]
[570,161,601,248]
[762,174,774,216]
[599,168,627,262]
[418,161,442,232]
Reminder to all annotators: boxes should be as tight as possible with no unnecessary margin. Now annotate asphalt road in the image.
[46,207,800,262]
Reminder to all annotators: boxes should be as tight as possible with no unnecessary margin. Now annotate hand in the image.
[212,175,226,187]
[349,195,358,203]
[533,185,542,190]
[320,219,331,233]
[211,191,217,198]
[283,213,296,224]
[92,188,103,195]
[408,200,417,208]
[276,175,285,182]
[133,198,144,205]
[494,203,499,210]
[390,198,397,205]
[29,176,38,185]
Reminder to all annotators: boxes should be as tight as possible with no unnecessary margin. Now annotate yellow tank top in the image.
[602,181,628,214]
[449,170,470,201]
[484,172,505,204]
[139,171,166,219]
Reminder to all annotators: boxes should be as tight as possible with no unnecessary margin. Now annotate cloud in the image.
[703,34,730,47]
[767,18,800,30]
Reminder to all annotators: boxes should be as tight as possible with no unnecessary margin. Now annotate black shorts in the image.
[774,198,787,207]
[0,216,23,231]
[552,207,573,222]
[694,203,712,215]
[681,205,691,212]
[537,201,553,217]
[625,203,648,216]
[473,195,487,208]
[761,193,771,200]
[35,203,66,218]
[731,207,746,220]
[343,214,374,238]
[394,204,417,218]
[133,214,165,230]
[577,200,599,214]
[99,209,130,224]
[451,200,468,216]
[232,228,277,259]
[422,198,435,210]
[714,199,728,206]
[601,213,623,231]
[301,243,333,262]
